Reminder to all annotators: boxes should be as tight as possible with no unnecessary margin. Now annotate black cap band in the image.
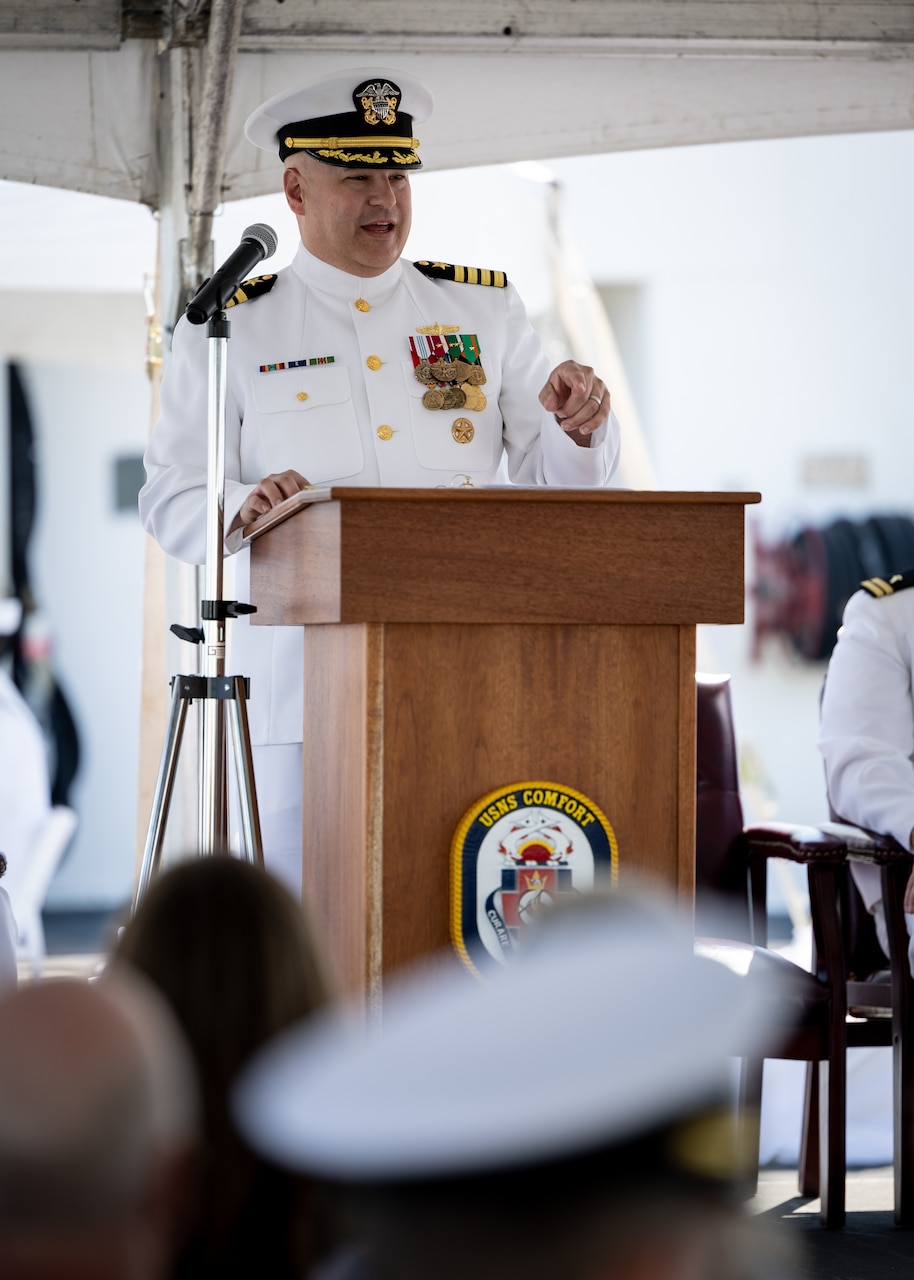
[277,109,420,167]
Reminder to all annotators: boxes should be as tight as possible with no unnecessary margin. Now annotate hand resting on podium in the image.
[229,469,313,535]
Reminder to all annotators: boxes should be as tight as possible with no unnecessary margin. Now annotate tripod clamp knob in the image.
[170,623,205,645]
[169,601,257,646]
[200,599,258,621]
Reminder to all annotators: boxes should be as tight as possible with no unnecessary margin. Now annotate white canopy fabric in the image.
[1,2,913,207]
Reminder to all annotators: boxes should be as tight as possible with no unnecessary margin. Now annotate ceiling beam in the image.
[236,0,914,46]
[0,0,122,50]
[2,1,914,52]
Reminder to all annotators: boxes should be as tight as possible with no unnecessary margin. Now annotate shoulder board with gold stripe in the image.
[860,569,914,598]
[225,274,278,307]
[413,260,508,288]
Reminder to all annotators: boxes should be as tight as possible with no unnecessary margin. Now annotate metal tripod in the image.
[134,310,263,906]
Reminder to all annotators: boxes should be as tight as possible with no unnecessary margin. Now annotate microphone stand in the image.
[134,309,263,905]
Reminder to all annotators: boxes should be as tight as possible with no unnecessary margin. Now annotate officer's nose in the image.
[369,176,397,205]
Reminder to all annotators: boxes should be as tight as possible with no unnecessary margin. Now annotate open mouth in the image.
[361,220,396,237]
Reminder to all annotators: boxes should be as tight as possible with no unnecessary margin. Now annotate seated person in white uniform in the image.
[818,570,914,974]
[139,67,622,894]
[0,597,52,966]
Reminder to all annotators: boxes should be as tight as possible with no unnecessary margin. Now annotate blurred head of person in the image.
[0,971,199,1280]
[234,886,795,1280]
[110,855,333,1279]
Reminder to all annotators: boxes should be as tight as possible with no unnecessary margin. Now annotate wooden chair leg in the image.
[798,1060,820,1198]
[883,859,914,1227]
[894,1029,914,1226]
[891,948,914,1226]
[818,1056,846,1228]
[737,1057,763,1196]
[807,862,847,1227]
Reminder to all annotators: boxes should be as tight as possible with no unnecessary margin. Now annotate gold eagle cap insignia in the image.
[355,78,400,127]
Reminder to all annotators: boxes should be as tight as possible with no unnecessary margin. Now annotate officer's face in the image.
[284,156,412,277]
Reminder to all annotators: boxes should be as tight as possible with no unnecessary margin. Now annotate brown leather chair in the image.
[694,674,914,1228]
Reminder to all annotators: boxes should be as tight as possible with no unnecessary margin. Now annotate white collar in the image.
[291,242,404,302]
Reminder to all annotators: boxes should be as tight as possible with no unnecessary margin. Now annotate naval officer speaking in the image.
[140,67,622,893]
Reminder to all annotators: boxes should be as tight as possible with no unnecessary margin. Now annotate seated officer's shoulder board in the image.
[413,260,508,288]
[860,569,914,598]
[224,274,278,308]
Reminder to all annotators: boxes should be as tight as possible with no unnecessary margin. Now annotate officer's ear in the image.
[283,162,307,217]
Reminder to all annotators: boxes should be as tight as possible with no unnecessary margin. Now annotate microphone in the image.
[185,223,278,325]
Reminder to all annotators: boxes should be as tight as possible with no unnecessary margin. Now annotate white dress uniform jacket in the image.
[818,583,914,965]
[140,244,621,748]
[819,585,914,850]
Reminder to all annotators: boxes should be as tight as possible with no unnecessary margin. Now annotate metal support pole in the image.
[134,310,263,910]
[199,315,230,851]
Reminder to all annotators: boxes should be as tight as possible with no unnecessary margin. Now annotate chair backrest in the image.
[695,675,751,937]
[10,804,78,971]
[697,671,889,980]
[15,805,78,907]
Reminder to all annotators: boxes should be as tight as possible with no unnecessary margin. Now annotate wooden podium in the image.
[249,488,759,995]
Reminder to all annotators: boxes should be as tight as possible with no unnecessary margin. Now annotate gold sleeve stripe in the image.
[284,134,420,150]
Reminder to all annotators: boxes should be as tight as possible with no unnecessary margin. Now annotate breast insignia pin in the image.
[451,418,475,443]
[416,321,460,335]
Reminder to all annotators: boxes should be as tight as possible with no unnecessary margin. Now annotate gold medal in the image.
[423,387,467,410]
[411,331,486,409]
[452,418,475,444]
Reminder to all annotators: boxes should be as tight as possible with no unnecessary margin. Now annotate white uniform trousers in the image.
[231,743,303,899]
[850,861,914,977]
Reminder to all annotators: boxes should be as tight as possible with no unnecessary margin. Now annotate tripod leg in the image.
[134,678,191,908]
[200,691,229,853]
[226,676,264,868]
